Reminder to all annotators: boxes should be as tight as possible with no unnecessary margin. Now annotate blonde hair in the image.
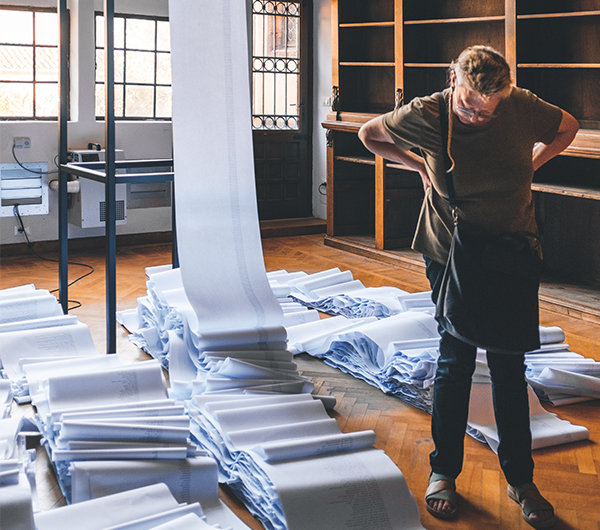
[450,46,512,97]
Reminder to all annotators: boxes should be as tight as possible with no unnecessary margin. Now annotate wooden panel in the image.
[504,0,517,78]
[517,16,600,64]
[375,156,385,249]
[403,0,505,21]
[337,0,395,24]
[331,0,339,87]
[338,65,395,113]
[403,20,506,64]
[338,25,394,63]
[517,0,600,16]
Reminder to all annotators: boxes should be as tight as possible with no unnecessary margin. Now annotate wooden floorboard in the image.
[2,233,600,529]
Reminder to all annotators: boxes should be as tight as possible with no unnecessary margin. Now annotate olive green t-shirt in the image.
[382,87,563,264]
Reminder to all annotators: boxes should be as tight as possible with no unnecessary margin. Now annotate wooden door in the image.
[251,0,312,220]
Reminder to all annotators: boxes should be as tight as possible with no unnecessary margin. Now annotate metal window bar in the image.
[0,7,60,119]
[58,0,177,354]
[94,12,170,120]
[251,1,300,130]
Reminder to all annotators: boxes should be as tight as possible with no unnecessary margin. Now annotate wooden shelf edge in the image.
[563,129,600,159]
[339,21,394,28]
[322,113,379,131]
[335,155,375,166]
[324,235,426,272]
[518,10,600,20]
[404,63,451,68]
[532,183,600,201]
[404,16,505,25]
[518,63,600,68]
[339,62,396,67]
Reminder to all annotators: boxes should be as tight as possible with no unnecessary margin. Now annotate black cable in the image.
[13,204,94,311]
[12,145,59,175]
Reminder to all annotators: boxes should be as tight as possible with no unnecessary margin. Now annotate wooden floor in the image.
[2,234,600,530]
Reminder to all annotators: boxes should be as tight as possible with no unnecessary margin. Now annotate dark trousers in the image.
[425,256,534,487]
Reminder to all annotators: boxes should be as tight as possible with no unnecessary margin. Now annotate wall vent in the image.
[0,163,49,217]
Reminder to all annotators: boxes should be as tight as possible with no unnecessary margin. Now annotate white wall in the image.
[0,0,331,246]
[312,0,331,220]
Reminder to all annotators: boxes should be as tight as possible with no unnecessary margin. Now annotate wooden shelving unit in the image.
[323,0,600,289]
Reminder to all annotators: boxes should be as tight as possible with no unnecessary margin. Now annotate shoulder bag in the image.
[434,92,542,354]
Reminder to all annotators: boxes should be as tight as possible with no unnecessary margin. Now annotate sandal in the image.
[507,482,556,529]
[425,472,458,520]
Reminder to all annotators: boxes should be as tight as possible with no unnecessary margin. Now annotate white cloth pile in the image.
[0,416,36,530]
[311,311,441,411]
[275,267,435,318]
[0,285,102,403]
[34,482,244,530]
[186,392,424,530]
[525,331,600,405]
[117,265,318,371]
[466,354,590,451]
[0,379,12,418]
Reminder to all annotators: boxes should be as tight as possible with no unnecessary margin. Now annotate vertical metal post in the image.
[58,0,69,313]
[104,0,117,354]
[171,181,179,268]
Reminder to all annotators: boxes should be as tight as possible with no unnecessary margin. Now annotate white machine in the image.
[68,149,127,229]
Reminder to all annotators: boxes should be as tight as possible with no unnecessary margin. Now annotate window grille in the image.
[252,1,300,130]
[95,13,171,120]
[0,7,60,120]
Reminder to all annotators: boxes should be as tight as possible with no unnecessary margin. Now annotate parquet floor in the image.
[1,234,599,529]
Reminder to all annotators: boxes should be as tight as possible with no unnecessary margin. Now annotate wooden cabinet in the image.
[323,0,600,288]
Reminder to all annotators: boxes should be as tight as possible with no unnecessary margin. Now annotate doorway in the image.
[251,0,312,220]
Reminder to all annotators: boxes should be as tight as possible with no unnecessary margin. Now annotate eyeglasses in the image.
[451,86,499,120]
[454,103,497,120]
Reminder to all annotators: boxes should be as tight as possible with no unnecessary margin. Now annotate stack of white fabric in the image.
[26,358,194,501]
[0,416,36,530]
[524,328,600,405]
[186,392,424,530]
[467,354,590,451]
[0,285,103,404]
[0,379,12,418]
[279,267,435,319]
[34,482,246,530]
[118,266,319,370]
[313,311,441,411]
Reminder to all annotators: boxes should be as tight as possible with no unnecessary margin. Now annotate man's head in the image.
[449,46,512,125]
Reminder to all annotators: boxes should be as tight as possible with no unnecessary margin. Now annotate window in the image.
[0,7,60,120]
[252,1,300,130]
[95,13,171,120]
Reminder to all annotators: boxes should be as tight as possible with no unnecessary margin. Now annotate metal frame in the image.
[58,0,177,354]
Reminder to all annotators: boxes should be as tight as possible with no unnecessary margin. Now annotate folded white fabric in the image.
[33,483,226,530]
[186,392,424,530]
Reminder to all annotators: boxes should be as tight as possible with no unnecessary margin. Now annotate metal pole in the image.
[58,0,69,313]
[104,0,117,354]
[171,181,179,268]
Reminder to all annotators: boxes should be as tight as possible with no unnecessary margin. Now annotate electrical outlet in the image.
[322,97,332,107]
[14,225,30,236]
[14,137,31,149]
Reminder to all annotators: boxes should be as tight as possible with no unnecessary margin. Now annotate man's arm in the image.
[358,116,431,190]
[532,110,579,171]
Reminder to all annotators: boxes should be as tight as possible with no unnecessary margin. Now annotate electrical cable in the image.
[12,145,59,175]
[13,204,94,311]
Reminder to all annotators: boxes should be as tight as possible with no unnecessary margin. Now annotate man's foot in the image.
[508,483,556,529]
[425,473,458,520]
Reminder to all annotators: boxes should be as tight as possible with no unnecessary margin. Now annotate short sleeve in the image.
[381,93,442,153]
[519,89,564,145]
